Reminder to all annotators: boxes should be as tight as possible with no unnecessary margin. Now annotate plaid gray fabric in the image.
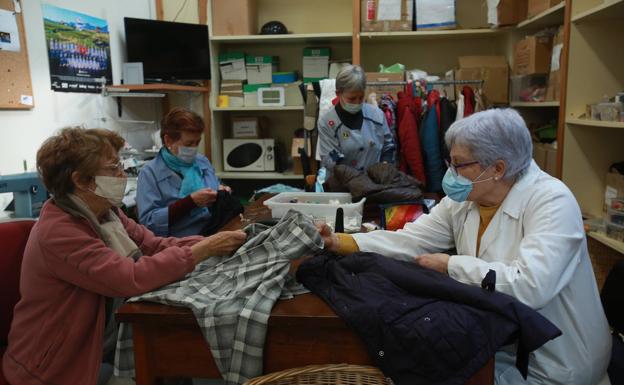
[114,210,322,384]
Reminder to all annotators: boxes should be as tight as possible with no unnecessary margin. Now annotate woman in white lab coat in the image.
[319,108,612,385]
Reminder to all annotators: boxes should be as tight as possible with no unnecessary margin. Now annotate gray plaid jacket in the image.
[114,210,323,384]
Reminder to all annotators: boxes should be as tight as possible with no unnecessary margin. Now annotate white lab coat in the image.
[353,161,612,385]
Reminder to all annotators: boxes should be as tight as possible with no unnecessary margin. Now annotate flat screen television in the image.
[124,17,211,81]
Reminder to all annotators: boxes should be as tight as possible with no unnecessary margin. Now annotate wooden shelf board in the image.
[566,118,624,129]
[572,0,624,23]
[517,3,565,29]
[212,105,304,112]
[217,171,302,180]
[106,84,210,92]
[588,231,624,254]
[510,101,560,107]
[211,32,352,44]
[360,28,503,41]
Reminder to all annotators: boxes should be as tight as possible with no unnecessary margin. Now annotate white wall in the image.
[0,0,156,176]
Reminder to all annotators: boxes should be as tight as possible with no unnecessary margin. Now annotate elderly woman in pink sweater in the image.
[2,127,246,385]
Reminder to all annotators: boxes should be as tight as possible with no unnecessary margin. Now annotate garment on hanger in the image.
[462,86,475,117]
[474,87,485,113]
[396,83,426,185]
[439,97,457,162]
[420,90,445,192]
[456,93,465,121]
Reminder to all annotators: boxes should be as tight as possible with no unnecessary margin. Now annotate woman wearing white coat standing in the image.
[318,108,612,385]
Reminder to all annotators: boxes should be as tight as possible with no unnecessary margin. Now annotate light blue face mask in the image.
[176,146,198,164]
[341,101,363,114]
[442,166,493,202]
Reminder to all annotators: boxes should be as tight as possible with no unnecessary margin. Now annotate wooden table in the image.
[116,195,494,384]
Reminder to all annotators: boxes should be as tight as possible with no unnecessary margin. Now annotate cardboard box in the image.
[246,56,278,85]
[513,35,552,75]
[457,0,488,29]
[212,0,257,36]
[455,56,509,104]
[533,142,557,176]
[231,116,269,138]
[416,0,456,30]
[546,26,564,101]
[605,172,624,212]
[493,0,528,26]
[528,0,563,18]
[361,0,413,32]
[365,72,405,100]
[303,48,330,82]
[219,52,247,81]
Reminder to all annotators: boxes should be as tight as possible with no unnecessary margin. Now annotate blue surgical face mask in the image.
[341,100,363,114]
[176,146,198,164]
[442,166,493,202]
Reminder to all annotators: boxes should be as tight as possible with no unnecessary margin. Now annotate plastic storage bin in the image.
[606,221,624,242]
[607,207,624,225]
[263,192,366,232]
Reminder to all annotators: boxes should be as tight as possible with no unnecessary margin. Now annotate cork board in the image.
[0,0,34,109]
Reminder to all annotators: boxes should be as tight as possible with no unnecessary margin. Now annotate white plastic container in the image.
[263,192,366,232]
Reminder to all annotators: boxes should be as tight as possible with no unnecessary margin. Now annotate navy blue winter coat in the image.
[297,252,561,385]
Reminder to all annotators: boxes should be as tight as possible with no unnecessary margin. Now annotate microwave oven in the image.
[223,139,275,172]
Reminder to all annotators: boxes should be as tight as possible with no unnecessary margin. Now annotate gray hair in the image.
[335,64,366,93]
[445,108,533,180]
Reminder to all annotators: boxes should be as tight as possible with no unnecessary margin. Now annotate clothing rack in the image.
[366,79,484,86]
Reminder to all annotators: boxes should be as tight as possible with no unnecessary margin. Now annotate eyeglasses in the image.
[445,159,480,176]
[100,160,124,175]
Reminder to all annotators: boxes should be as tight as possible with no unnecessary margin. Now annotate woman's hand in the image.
[413,253,450,274]
[218,184,232,193]
[191,188,217,207]
[191,230,247,264]
[316,222,340,252]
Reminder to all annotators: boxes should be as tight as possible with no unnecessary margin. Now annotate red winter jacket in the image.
[397,84,426,185]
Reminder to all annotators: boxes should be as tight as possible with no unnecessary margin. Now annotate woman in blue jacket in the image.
[137,107,230,237]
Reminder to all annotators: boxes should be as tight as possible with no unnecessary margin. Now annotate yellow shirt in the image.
[336,203,502,256]
[476,204,501,253]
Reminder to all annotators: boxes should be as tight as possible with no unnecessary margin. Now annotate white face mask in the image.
[93,175,127,207]
[176,146,198,164]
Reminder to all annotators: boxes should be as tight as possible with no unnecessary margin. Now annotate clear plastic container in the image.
[607,207,624,226]
[263,192,366,232]
[611,198,624,212]
[606,221,624,242]
[584,217,607,234]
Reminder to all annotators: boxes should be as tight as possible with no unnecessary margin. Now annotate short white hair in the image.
[335,64,366,93]
[445,109,533,180]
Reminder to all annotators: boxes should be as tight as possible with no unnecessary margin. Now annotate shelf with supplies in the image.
[567,118,624,129]
[517,2,566,29]
[211,32,352,44]
[359,28,504,41]
[510,101,560,107]
[572,0,624,23]
[216,171,301,180]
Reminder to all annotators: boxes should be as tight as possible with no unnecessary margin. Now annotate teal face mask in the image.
[342,101,363,114]
[442,166,492,202]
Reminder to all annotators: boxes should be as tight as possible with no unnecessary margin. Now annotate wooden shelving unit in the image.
[517,2,566,29]
[572,0,624,23]
[211,105,304,112]
[360,29,503,41]
[588,231,624,254]
[210,32,352,44]
[567,118,624,129]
